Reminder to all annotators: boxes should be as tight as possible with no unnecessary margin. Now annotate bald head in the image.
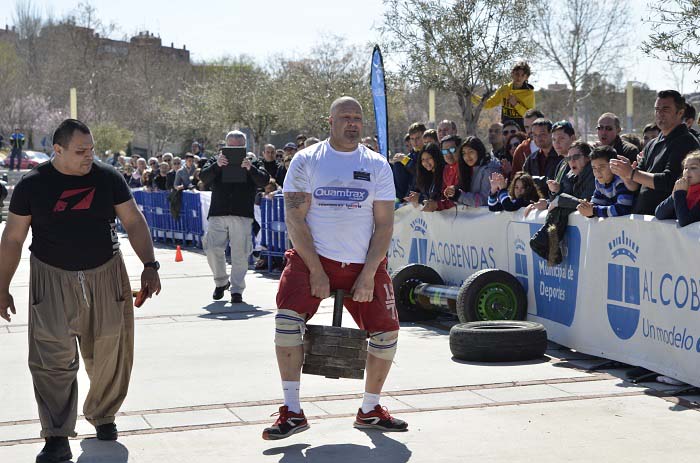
[330,97,363,117]
[328,96,363,151]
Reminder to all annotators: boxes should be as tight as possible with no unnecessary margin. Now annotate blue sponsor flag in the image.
[370,45,389,159]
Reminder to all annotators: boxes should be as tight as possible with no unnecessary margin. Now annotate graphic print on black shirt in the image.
[9,161,133,270]
[52,187,96,212]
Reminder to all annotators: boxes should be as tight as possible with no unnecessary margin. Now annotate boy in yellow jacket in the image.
[474,61,535,130]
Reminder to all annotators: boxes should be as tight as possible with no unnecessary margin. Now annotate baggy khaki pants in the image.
[28,253,134,438]
[204,215,253,293]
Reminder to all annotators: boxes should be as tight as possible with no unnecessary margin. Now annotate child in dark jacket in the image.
[655,151,700,227]
[488,171,540,211]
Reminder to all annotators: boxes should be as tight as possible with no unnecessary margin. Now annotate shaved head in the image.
[330,96,362,117]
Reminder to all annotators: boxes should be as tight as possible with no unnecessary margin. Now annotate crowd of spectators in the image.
[390,81,700,266]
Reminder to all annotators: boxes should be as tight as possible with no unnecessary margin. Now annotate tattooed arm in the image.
[284,192,329,299]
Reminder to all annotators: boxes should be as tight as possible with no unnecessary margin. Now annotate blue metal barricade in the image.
[124,189,206,248]
[260,193,289,271]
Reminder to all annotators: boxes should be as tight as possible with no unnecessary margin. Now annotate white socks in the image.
[282,381,301,413]
[361,392,381,413]
[283,383,380,414]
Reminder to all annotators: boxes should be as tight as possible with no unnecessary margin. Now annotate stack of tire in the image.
[391,264,547,362]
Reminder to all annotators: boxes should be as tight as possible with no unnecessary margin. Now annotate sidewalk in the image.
[1,227,698,462]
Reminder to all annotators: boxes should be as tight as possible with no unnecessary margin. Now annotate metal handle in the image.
[332,289,344,327]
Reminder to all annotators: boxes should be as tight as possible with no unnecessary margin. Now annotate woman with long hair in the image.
[444,136,501,207]
[405,142,445,211]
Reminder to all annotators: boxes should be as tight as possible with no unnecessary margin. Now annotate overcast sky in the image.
[5,0,698,94]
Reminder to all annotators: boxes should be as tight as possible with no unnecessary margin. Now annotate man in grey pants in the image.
[0,119,161,463]
[199,130,269,303]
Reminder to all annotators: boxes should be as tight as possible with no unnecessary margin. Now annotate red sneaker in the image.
[354,405,408,432]
[262,405,309,440]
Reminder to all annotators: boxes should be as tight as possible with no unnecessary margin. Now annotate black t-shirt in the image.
[10,161,133,270]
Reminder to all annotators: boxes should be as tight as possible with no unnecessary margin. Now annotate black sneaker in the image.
[213,282,230,300]
[36,436,72,463]
[231,293,243,304]
[262,406,309,440]
[95,422,118,441]
[354,405,408,432]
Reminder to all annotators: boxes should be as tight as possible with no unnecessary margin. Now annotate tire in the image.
[449,321,547,362]
[456,269,527,323]
[391,264,443,322]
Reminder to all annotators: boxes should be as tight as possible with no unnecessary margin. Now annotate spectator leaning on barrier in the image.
[512,109,544,174]
[199,130,270,304]
[168,157,181,189]
[440,135,461,198]
[437,119,458,141]
[610,90,700,215]
[546,120,576,201]
[153,162,170,191]
[473,61,535,128]
[655,151,700,227]
[522,118,560,196]
[528,140,595,266]
[596,112,639,163]
[404,142,445,212]
[174,153,197,190]
[683,103,700,142]
[392,122,424,201]
[577,145,634,219]
[488,171,540,212]
[444,136,501,208]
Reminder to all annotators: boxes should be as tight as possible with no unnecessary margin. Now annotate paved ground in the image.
[1,225,699,462]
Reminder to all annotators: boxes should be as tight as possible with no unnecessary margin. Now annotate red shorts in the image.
[276,249,400,332]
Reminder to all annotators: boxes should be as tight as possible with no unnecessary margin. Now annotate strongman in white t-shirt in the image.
[262,97,407,440]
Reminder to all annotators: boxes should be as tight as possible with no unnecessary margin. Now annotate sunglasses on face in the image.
[509,142,521,148]
[597,125,614,131]
[503,129,518,136]
[564,153,584,161]
[441,147,457,155]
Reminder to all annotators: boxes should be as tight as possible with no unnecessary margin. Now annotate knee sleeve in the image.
[274,309,306,347]
[367,330,398,361]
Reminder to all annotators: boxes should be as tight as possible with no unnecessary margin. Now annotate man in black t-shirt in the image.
[0,119,161,463]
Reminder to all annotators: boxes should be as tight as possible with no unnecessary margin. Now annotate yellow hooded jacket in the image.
[472,82,535,120]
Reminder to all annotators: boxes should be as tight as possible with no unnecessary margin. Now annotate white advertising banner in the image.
[389,205,700,387]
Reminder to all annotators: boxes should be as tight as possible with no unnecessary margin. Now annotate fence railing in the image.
[124,190,205,247]
[121,190,290,264]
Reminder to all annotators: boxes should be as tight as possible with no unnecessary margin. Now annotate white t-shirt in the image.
[283,140,395,263]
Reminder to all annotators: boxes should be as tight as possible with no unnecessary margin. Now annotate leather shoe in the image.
[36,436,72,463]
[231,293,243,303]
[95,422,118,441]
[213,282,231,300]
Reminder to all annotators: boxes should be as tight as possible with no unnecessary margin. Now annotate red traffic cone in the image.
[175,245,183,262]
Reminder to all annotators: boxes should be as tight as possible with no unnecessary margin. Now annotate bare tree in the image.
[381,0,534,134]
[533,0,629,130]
[642,1,700,71]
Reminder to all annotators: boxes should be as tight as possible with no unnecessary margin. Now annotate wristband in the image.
[630,168,637,181]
